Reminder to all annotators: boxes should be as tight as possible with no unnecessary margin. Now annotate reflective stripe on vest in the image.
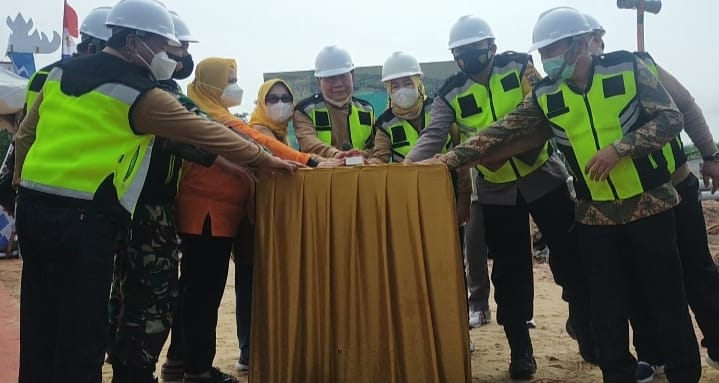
[534,53,670,201]
[304,99,374,149]
[20,67,154,214]
[635,51,686,173]
[444,60,549,183]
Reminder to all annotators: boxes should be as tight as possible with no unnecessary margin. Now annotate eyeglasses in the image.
[266,94,293,104]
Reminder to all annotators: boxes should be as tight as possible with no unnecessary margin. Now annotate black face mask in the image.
[75,37,105,56]
[455,47,493,76]
[168,53,194,80]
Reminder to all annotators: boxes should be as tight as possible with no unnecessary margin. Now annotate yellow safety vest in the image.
[533,50,670,201]
[376,99,451,163]
[298,94,374,150]
[441,52,550,183]
[21,67,154,214]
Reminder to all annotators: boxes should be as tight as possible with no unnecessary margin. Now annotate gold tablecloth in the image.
[250,165,471,383]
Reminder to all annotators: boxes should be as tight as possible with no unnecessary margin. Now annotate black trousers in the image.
[577,209,700,383]
[166,228,233,374]
[632,173,719,364]
[16,197,119,383]
[483,183,582,354]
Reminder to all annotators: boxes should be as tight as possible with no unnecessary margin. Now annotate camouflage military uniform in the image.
[108,203,180,368]
[108,80,215,377]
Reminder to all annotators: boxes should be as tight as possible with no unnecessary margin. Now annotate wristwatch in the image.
[703,152,719,162]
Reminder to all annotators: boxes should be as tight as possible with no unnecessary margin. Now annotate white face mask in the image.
[220,83,244,107]
[325,94,352,108]
[390,87,419,109]
[267,101,293,122]
[136,39,177,81]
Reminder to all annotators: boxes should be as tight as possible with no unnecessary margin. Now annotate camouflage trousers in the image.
[108,203,180,368]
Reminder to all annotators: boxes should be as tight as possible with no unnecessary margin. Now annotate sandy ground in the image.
[2,201,719,382]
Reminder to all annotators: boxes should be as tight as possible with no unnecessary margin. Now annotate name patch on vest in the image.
[29,73,48,92]
[315,111,331,130]
[602,75,626,98]
[390,125,409,148]
[545,91,570,119]
[358,110,372,126]
[458,94,482,118]
[500,73,521,92]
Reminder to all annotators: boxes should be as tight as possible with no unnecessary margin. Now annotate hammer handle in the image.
[637,0,646,51]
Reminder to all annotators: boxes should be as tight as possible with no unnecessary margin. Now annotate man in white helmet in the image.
[421,6,701,383]
[14,0,300,381]
[405,14,595,379]
[293,45,375,157]
[583,12,719,383]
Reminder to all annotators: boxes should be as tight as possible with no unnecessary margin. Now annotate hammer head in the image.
[617,0,662,14]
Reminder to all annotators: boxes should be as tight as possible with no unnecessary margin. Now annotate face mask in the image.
[390,87,419,109]
[168,53,194,80]
[267,101,294,122]
[136,39,177,81]
[455,47,493,76]
[220,83,244,107]
[542,44,578,82]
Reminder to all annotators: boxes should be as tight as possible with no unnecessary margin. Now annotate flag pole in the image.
[62,0,66,60]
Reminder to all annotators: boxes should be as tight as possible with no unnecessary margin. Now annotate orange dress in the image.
[175,159,251,238]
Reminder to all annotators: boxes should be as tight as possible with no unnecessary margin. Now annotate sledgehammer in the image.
[617,0,662,52]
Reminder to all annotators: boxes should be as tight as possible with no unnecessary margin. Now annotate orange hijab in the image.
[188,58,310,164]
[248,79,295,142]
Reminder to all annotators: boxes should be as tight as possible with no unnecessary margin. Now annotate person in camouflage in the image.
[107,12,221,383]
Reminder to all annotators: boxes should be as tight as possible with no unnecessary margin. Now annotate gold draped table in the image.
[250,165,471,383]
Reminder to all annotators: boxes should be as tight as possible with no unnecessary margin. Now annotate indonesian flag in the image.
[62,1,79,58]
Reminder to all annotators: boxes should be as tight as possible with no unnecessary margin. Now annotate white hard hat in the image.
[529,7,592,52]
[381,51,422,82]
[106,0,181,46]
[169,11,198,43]
[314,45,354,78]
[448,15,495,50]
[583,13,606,36]
[80,6,112,41]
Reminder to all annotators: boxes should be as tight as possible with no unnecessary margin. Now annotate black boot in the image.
[505,324,537,380]
[509,346,537,380]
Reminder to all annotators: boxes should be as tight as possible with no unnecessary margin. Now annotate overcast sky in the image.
[2,0,716,143]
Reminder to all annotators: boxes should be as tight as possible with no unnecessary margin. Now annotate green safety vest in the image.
[376,99,451,163]
[634,51,686,174]
[24,63,59,112]
[21,67,154,214]
[441,52,551,184]
[298,94,374,150]
[533,50,670,201]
